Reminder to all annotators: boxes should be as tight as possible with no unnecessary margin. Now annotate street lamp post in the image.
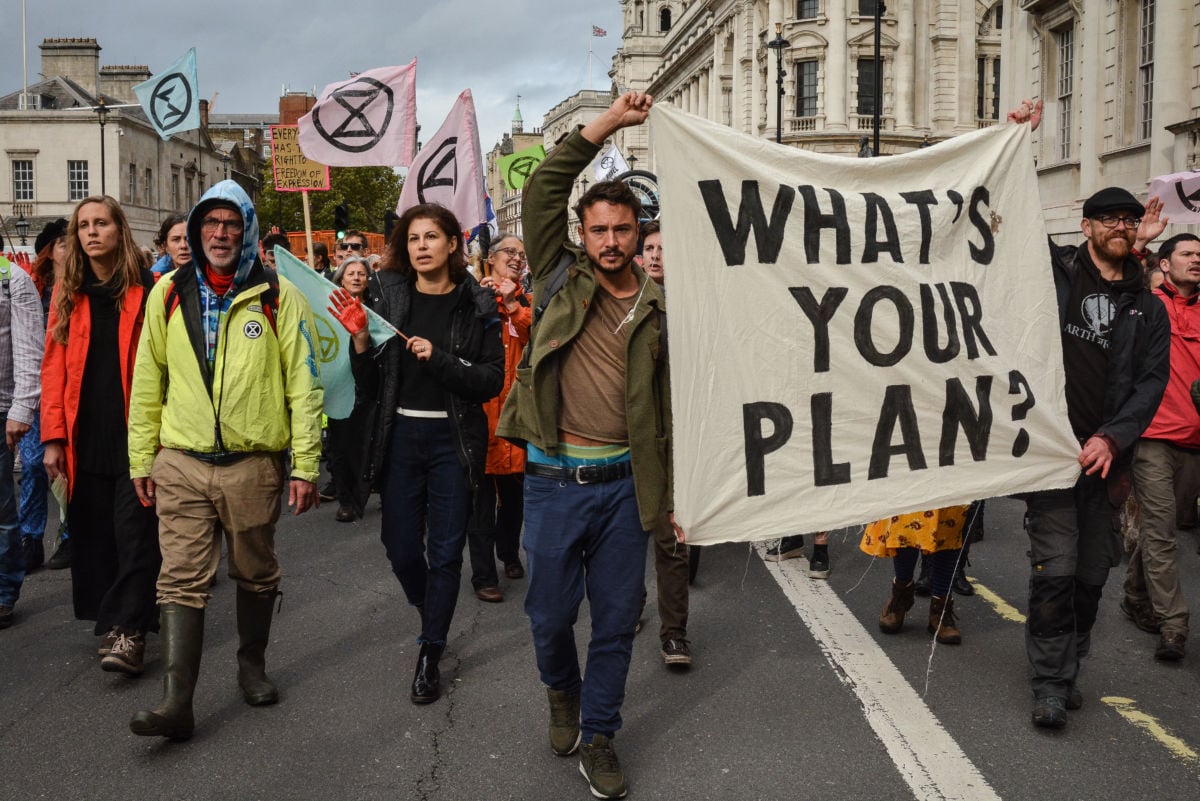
[95,97,110,196]
[767,22,790,145]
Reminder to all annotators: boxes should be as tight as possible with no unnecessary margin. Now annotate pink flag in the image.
[396,89,487,231]
[297,60,417,167]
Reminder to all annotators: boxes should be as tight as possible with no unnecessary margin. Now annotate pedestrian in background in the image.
[466,233,531,604]
[41,196,160,673]
[325,255,372,522]
[150,213,191,281]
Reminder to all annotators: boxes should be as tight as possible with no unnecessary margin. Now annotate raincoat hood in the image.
[187,179,261,288]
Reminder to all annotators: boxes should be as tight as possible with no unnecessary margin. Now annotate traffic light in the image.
[334,204,349,239]
[383,211,400,242]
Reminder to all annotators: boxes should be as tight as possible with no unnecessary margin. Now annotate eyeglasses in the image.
[201,217,244,235]
[1092,215,1142,230]
[343,242,364,252]
[494,246,526,262]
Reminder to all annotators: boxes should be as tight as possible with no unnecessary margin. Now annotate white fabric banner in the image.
[396,89,487,232]
[651,105,1080,545]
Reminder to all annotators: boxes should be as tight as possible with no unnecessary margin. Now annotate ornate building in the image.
[611,0,1195,237]
[485,101,545,238]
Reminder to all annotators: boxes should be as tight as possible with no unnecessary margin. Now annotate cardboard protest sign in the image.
[651,105,1080,545]
[271,125,330,192]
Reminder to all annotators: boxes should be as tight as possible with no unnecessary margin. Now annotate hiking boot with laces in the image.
[97,627,119,655]
[547,688,581,756]
[579,734,627,799]
[101,632,146,676]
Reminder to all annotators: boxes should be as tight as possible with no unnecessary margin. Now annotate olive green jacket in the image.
[495,129,672,531]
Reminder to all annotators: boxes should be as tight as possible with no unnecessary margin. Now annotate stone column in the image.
[1151,0,1190,174]
[956,0,977,131]
[825,0,848,131]
[894,0,915,131]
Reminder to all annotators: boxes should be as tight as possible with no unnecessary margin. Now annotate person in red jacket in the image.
[42,196,159,674]
[1121,230,1200,661]
[466,234,531,602]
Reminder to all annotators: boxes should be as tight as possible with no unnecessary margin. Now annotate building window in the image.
[68,160,89,201]
[992,58,1001,121]
[144,168,153,206]
[976,56,1001,120]
[660,7,672,32]
[856,58,878,116]
[797,0,818,19]
[185,176,194,208]
[12,160,33,202]
[128,163,137,204]
[858,0,880,15]
[796,60,818,118]
[1056,26,1074,160]
[1138,0,1155,141]
[171,170,180,209]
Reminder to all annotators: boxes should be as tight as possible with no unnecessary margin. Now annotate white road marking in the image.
[761,549,1001,801]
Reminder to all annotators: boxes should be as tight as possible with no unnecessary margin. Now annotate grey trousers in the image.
[1022,473,1123,700]
[1125,439,1200,638]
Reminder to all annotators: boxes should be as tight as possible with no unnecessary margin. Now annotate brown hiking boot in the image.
[101,631,146,676]
[879,580,915,634]
[928,595,962,644]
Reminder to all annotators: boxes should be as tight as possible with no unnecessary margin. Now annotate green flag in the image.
[497,143,546,191]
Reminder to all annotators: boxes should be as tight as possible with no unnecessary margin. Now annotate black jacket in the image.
[352,270,504,488]
[1049,240,1169,467]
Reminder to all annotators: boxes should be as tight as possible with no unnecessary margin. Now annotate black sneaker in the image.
[1155,631,1186,662]
[661,638,692,669]
[22,537,43,572]
[45,537,70,570]
[1032,696,1067,729]
[808,544,830,579]
[764,535,804,562]
[579,734,627,799]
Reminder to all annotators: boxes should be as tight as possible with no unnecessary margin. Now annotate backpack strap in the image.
[519,250,574,370]
[166,269,279,335]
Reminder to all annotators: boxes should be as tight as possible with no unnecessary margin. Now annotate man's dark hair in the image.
[386,203,468,283]
[640,219,660,238]
[262,232,290,252]
[312,241,329,265]
[343,229,365,243]
[573,180,643,227]
[1158,233,1200,265]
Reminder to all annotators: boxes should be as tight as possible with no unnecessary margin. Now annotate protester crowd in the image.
[2,92,1200,799]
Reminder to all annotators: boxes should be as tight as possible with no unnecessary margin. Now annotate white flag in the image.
[1147,170,1200,223]
[395,89,487,232]
[298,61,418,167]
[593,143,630,182]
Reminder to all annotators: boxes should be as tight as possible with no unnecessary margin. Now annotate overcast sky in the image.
[4,0,625,153]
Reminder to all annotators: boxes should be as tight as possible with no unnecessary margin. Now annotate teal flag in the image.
[133,48,202,141]
[274,247,395,419]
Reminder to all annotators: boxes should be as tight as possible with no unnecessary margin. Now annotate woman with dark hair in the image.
[329,203,503,704]
[42,196,160,675]
[151,213,191,280]
[18,219,70,572]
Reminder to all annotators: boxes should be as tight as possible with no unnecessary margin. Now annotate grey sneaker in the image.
[547,688,581,756]
[579,734,627,799]
[661,638,692,668]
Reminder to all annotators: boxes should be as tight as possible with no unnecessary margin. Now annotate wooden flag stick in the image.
[301,190,315,269]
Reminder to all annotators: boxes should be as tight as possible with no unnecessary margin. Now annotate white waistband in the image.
[396,407,449,419]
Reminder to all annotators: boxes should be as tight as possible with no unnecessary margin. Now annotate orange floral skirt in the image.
[859,505,969,558]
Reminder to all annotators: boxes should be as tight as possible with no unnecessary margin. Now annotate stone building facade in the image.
[485,102,546,239]
[610,0,1195,238]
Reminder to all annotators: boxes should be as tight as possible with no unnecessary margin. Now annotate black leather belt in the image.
[525,461,633,484]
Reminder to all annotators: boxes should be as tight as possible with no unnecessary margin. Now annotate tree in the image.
[256,165,403,235]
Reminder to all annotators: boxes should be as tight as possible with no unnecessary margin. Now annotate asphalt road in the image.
[3,492,1200,801]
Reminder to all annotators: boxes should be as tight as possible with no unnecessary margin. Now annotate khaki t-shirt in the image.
[557,286,638,444]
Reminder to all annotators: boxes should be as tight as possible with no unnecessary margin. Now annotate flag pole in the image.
[587,32,593,90]
[301,190,316,269]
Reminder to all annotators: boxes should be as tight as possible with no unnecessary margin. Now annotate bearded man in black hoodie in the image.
[1010,98,1170,731]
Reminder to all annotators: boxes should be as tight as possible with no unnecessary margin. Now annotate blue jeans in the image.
[0,443,24,606]
[379,415,470,646]
[523,473,649,741]
[18,413,51,541]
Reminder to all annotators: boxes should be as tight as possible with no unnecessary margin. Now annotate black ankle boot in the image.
[410,643,444,704]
